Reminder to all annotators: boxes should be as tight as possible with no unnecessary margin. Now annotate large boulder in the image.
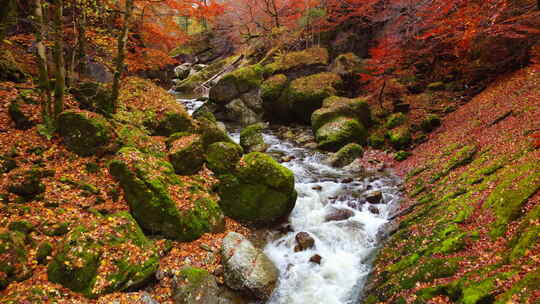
[221,232,278,300]
[58,110,114,157]
[169,134,205,175]
[7,168,53,200]
[0,49,26,83]
[0,230,32,290]
[47,212,159,298]
[282,72,342,123]
[315,117,368,151]
[240,123,268,153]
[195,116,234,148]
[205,142,243,175]
[209,64,264,104]
[311,96,371,131]
[70,82,112,114]
[109,147,224,241]
[261,74,289,121]
[326,143,364,167]
[330,53,364,77]
[218,152,296,225]
[8,98,37,130]
[223,93,263,126]
[264,47,329,74]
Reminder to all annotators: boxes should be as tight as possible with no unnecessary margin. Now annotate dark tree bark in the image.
[33,0,53,122]
[111,0,134,113]
[53,0,66,117]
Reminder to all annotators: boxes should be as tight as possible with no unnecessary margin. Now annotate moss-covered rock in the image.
[8,99,35,130]
[70,82,113,114]
[327,143,364,167]
[284,72,343,123]
[265,47,329,74]
[109,148,224,241]
[147,111,195,137]
[173,267,223,304]
[218,152,296,225]
[58,110,113,157]
[47,212,159,298]
[388,126,412,149]
[0,231,31,290]
[420,114,441,132]
[261,74,289,121]
[0,155,17,174]
[385,112,407,129]
[311,96,371,131]
[196,116,234,148]
[209,64,264,104]
[0,49,26,83]
[116,124,167,157]
[330,52,364,76]
[168,134,205,175]
[7,168,52,199]
[315,117,367,151]
[240,123,268,153]
[206,142,243,175]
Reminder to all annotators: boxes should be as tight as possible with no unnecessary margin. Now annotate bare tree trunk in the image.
[0,0,16,42]
[53,0,65,117]
[76,0,87,74]
[33,0,53,121]
[110,0,134,113]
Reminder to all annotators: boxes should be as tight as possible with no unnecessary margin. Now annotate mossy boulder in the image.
[265,47,329,74]
[47,212,159,298]
[109,148,224,241]
[0,231,32,290]
[116,124,167,157]
[169,134,205,175]
[388,126,412,149]
[173,267,223,304]
[327,143,364,167]
[420,114,441,132]
[385,112,406,129]
[70,82,113,114]
[240,123,268,153]
[311,96,371,131]
[206,142,243,175]
[7,168,53,199]
[315,117,368,151]
[217,152,296,225]
[284,72,343,123]
[58,110,113,157]
[0,155,17,174]
[330,52,364,76]
[0,49,26,83]
[8,98,36,130]
[147,111,195,137]
[195,117,234,148]
[209,64,264,104]
[261,74,289,120]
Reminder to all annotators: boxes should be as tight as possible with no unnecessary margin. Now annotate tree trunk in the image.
[53,0,65,117]
[76,0,87,74]
[0,0,16,42]
[33,0,53,121]
[110,0,134,113]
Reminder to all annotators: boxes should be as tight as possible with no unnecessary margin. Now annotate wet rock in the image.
[281,155,295,163]
[309,254,322,264]
[277,224,293,234]
[342,178,354,183]
[368,205,380,215]
[325,208,355,222]
[240,123,268,153]
[347,200,366,210]
[224,98,262,127]
[327,143,364,168]
[303,142,318,149]
[365,191,383,204]
[221,232,278,300]
[295,232,315,251]
[312,185,323,191]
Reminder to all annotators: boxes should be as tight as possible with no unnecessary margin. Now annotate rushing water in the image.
[178,97,402,304]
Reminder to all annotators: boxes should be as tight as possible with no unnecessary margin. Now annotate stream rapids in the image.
[178,98,402,304]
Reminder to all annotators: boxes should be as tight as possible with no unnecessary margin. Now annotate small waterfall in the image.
[178,98,402,304]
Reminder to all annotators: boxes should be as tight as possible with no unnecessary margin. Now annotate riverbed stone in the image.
[217,152,296,225]
[315,117,368,151]
[221,232,278,300]
[312,96,371,131]
[109,147,224,241]
[325,208,354,222]
[173,267,222,304]
[327,143,364,167]
[209,64,264,104]
[240,123,268,153]
[205,141,243,175]
[295,232,315,251]
[365,191,383,204]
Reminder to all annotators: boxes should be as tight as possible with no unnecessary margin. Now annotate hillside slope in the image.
[364,64,540,303]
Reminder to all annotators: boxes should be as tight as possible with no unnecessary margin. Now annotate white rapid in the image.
[178,98,402,304]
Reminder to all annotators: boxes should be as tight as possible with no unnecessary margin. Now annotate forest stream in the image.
[178,97,403,304]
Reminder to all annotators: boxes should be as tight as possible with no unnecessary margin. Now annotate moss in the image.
[8,99,35,130]
[315,117,367,151]
[261,74,288,102]
[36,242,53,264]
[507,205,540,262]
[0,231,30,289]
[7,169,47,199]
[58,110,113,157]
[240,123,267,153]
[205,142,243,175]
[329,143,364,167]
[109,148,223,240]
[395,151,412,161]
[8,221,33,234]
[196,117,234,148]
[495,269,540,303]
[385,113,407,129]
[0,155,17,174]
[168,135,205,175]
[388,126,412,149]
[265,47,329,74]
[149,111,194,137]
[331,52,364,75]
[209,64,264,103]
[420,114,441,132]
[43,222,69,236]
[174,56,235,92]
[485,161,540,238]
[284,72,343,123]
[218,153,297,225]
[399,257,460,290]
[368,133,385,149]
[311,96,371,131]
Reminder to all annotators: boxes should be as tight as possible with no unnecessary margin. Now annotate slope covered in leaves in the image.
[364,64,540,303]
